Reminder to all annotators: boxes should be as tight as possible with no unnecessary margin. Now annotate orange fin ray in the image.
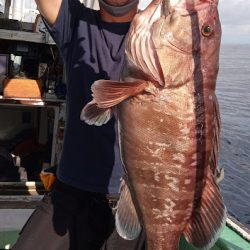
[115,177,142,240]
[81,80,147,126]
[91,80,147,108]
[80,100,113,126]
[183,169,226,250]
[210,97,224,182]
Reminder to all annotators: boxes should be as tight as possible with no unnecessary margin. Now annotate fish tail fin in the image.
[80,80,147,126]
[183,169,226,250]
[115,177,142,240]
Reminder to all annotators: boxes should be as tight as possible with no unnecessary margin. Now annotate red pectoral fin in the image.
[80,100,113,126]
[91,80,148,108]
[81,80,147,126]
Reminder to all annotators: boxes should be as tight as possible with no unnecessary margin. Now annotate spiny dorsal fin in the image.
[115,178,142,240]
[183,169,226,250]
[210,96,221,176]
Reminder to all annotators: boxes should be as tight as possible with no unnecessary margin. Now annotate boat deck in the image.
[1,223,249,250]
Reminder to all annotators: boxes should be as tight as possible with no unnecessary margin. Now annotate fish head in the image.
[152,0,222,87]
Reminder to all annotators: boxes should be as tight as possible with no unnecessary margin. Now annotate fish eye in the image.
[201,24,213,37]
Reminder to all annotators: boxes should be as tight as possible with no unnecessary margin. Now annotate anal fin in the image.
[183,169,227,250]
[115,177,141,240]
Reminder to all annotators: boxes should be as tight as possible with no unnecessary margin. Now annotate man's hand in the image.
[35,0,62,26]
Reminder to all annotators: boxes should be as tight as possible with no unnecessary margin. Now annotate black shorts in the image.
[12,180,146,250]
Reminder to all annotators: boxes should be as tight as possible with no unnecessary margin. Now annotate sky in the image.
[2,0,249,44]
[139,0,250,44]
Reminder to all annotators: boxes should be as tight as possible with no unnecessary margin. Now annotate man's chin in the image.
[102,0,132,7]
[99,0,138,18]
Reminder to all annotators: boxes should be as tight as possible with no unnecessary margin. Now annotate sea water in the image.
[217,44,250,228]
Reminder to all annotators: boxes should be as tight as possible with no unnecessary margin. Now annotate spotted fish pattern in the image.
[81,0,226,249]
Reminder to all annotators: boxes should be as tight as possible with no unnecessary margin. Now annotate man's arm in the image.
[35,0,62,26]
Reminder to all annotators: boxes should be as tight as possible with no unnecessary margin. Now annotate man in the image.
[12,0,145,249]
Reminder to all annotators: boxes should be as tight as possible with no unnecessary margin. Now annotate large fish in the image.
[81,0,226,249]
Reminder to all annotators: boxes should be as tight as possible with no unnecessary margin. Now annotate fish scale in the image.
[81,0,226,249]
[118,90,197,249]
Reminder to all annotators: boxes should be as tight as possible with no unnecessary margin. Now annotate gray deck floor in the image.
[0,209,33,231]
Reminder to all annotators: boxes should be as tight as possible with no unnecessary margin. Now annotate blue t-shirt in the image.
[45,0,130,194]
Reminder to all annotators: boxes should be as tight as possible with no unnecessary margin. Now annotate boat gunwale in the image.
[226,214,250,242]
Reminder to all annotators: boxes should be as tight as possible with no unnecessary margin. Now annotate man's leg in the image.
[13,179,146,250]
[74,193,113,249]
[12,192,73,250]
[13,180,114,250]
